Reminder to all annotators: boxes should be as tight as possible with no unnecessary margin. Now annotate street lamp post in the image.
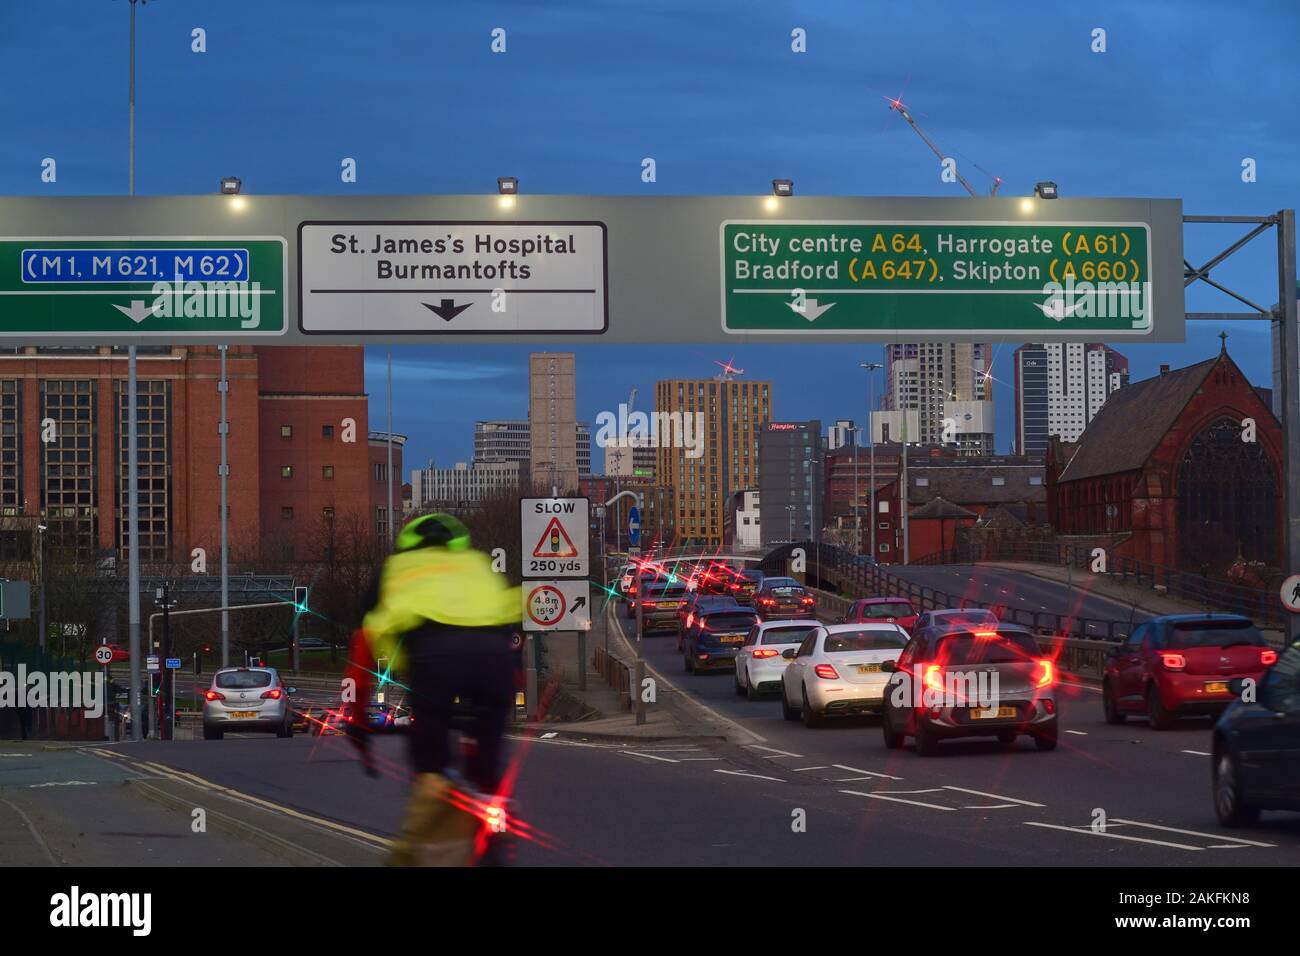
[860,362,883,562]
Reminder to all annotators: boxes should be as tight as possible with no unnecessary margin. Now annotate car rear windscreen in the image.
[704,612,758,631]
[824,629,908,652]
[858,602,913,619]
[760,625,817,645]
[935,609,998,624]
[740,570,764,582]
[937,631,1039,664]
[763,577,798,588]
[215,670,273,689]
[647,583,686,598]
[1167,620,1265,649]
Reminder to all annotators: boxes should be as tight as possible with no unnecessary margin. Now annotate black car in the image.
[636,579,689,637]
[676,593,741,650]
[682,605,759,675]
[753,577,817,620]
[1211,639,1300,826]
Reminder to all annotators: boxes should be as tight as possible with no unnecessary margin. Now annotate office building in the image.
[529,352,579,492]
[410,459,527,510]
[826,419,857,451]
[873,343,994,453]
[758,420,822,546]
[1014,343,1129,456]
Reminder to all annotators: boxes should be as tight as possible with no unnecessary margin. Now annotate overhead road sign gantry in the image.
[0,195,1184,344]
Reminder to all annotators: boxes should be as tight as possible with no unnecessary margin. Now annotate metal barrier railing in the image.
[592,644,633,711]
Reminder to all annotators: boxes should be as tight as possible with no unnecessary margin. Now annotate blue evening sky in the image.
[2,1,1296,467]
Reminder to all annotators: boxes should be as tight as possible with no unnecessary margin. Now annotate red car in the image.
[841,597,919,634]
[1103,614,1277,729]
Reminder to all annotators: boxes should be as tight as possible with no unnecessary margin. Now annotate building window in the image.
[281,506,293,520]
[322,424,334,439]
[281,465,293,479]
[114,379,171,562]
[323,506,335,520]
[322,465,334,479]
[280,425,293,439]
[915,477,928,487]
[375,462,388,482]
[879,543,890,553]
[991,476,1006,486]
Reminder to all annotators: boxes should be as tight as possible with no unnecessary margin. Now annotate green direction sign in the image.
[721,221,1153,336]
[0,237,287,336]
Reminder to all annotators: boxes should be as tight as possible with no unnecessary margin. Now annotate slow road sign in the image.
[0,237,287,336]
[521,496,590,578]
[722,221,1154,336]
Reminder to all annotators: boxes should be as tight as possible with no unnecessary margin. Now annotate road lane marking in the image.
[28,780,97,788]
[942,786,1046,808]
[678,757,722,762]
[541,732,558,739]
[842,790,955,811]
[1065,730,1088,736]
[1181,749,1212,757]
[1109,818,1276,848]
[790,766,829,772]
[714,769,785,783]
[621,751,679,763]
[0,796,58,865]
[831,763,903,780]
[1023,821,1203,850]
[746,745,802,757]
[964,803,1020,810]
[0,753,34,758]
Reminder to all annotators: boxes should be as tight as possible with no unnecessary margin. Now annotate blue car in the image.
[682,605,759,675]
[1211,639,1300,826]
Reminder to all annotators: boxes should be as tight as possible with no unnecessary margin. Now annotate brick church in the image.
[1046,340,1283,574]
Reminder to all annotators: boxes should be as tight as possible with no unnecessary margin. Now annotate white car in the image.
[780,623,909,728]
[734,619,821,701]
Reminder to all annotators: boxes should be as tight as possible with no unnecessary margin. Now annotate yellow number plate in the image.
[857,663,882,673]
[718,635,746,644]
[970,707,1017,719]
[230,711,259,720]
[1204,681,1229,694]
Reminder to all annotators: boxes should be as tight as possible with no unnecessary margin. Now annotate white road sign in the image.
[523,580,592,632]
[1282,574,1300,613]
[521,497,590,578]
[298,221,608,334]
[94,645,113,666]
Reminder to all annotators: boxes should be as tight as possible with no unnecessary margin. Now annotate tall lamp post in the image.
[860,362,883,561]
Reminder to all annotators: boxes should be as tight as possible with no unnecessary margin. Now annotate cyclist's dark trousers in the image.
[405,628,514,792]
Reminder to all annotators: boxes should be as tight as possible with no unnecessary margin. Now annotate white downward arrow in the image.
[112,299,156,323]
[788,298,836,322]
[1035,296,1081,322]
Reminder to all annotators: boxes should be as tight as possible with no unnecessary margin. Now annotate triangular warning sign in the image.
[533,516,579,559]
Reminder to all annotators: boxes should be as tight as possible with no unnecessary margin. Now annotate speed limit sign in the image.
[94,645,113,666]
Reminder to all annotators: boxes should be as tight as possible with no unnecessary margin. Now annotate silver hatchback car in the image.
[202,666,295,740]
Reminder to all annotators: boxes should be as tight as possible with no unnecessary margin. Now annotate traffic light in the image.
[293,586,308,613]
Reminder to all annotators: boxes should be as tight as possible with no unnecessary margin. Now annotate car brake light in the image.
[204,689,225,702]
[1160,653,1186,671]
[1034,659,1055,688]
[698,653,709,660]
[261,688,283,699]
[1261,649,1278,666]
[923,663,944,692]
[753,648,779,659]
[973,630,998,638]
[801,596,815,604]
[814,663,839,680]
[729,583,741,589]
[760,598,775,606]
[642,601,658,608]
[685,614,695,627]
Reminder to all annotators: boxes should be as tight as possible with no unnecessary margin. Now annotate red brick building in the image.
[0,345,372,566]
[368,431,407,541]
[1046,347,1282,573]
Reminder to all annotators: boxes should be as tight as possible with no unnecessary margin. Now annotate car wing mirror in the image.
[287,687,298,696]
[782,648,797,660]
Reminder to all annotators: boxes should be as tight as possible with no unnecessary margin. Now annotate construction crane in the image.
[887,96,1001,198]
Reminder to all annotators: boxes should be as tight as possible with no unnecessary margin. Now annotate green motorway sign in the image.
[0,237,287,336]
[721,221,1153,336]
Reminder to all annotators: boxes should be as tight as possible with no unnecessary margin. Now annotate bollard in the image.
[633,657,646,725]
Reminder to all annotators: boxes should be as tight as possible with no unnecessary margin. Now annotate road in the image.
[11,593,1289,869]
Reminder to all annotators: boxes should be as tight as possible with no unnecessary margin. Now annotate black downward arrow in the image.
[572,596,587,611]
[422,298,472,322]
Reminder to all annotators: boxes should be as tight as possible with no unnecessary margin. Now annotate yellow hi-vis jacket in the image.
[362,546,522,670]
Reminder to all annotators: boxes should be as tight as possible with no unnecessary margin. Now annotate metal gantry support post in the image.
[1277,209,1300,644]
[219,345,230,668]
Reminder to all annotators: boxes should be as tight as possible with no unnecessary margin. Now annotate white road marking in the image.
[747,745,802,758]
[790,766,829,772]
[831,763,903,781]
[1181,749,1212,757]
[1024,821,1203,851]
[0,753,34,758]
[942,786,1046,808]
[964,803,1020,810]
[1065,730,1088,736]
[541,732,557,739]
[678,757,722,762]
[842,790,955,811]
[714,769,786,782]
[28,781,97,788]
[621,751,680,763]
[1110,818,1276,848]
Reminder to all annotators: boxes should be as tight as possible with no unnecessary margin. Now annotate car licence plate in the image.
[230,711,258,720]
[1204,681,1229,694]
[718,634,745,644]
[970,706,1016,720]
[660,602,680,609]
[857,663,882,673]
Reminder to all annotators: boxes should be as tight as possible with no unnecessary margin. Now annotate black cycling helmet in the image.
[395,513,471,553]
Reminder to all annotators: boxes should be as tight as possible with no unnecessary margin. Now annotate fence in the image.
[592,644,633,711]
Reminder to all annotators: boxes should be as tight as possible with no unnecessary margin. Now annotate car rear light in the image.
[814,663,839,680]
[203,689,225,702]
[261,688,283,699]
[1034,659,1056,688]
[801,596,815,605]
[973,629,998,639]
[760,598,775,606]
[729,583,741,590]
[1261,649,1278,666]
[698,653,709,661]
[752,648,779,659]
[685,614,695,627]
[1160,652,1186,671]
[923,663,944,693]
[641,601,658,608]
[1042,698,1056,715]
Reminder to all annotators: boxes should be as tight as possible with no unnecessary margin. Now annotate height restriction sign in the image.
[521,497,589,578]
